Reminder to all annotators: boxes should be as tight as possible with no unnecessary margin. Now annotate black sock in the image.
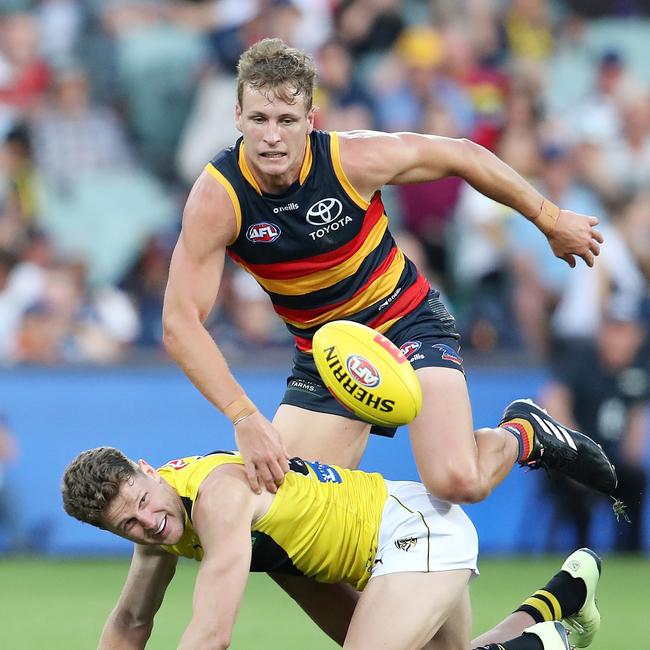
[474,637,543,650]
[515,569,587,623]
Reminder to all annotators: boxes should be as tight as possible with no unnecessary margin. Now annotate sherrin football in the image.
[312,320,422,427]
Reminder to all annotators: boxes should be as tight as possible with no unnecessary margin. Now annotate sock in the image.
[501,418,535,462]
[474,637,543,650]
[515,569,587,623]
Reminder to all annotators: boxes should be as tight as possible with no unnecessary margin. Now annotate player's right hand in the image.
[234,412,290,494]
[546,210,604,268]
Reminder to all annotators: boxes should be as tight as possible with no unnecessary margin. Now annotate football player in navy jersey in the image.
[162,38,614,507]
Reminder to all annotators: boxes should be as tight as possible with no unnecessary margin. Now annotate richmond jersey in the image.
[158,451,387,590]
[207,131,430,352]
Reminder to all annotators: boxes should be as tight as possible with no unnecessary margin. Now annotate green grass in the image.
[0,555,647,648]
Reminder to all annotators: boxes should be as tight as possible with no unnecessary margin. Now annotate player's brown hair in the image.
[237,38,317,110]
[61,446,139,528]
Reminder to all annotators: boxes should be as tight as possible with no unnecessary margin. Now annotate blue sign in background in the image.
[1,366,647,555]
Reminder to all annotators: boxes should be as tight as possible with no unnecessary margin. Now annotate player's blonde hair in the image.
[61,447,139,528]
[237,38,316,110]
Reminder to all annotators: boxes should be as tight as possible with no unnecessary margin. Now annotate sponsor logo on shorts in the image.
[288,379,318,393]
[410,353,425,362]
[164,458,188,470]
[306,460,342,483]
[400,341,421,358]
[246,222,281,243]
[395,537,418,552]
[433,344,463,366]
[346,354,381,388]
[322,346,396,414]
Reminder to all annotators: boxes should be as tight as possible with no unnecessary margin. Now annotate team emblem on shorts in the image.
[395,537,417,552]
[346,354,381,388]
[400,341,421,358]
[433,344,463,366]
[246,222,281,243]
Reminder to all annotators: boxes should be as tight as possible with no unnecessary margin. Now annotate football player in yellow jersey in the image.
[62,447,601,650]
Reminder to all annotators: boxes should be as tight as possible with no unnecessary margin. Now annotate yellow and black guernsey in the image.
[206,131,429,352]
[158,451,387,590]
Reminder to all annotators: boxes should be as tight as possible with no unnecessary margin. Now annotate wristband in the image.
[532,198,560,235]
[224,395,258,426]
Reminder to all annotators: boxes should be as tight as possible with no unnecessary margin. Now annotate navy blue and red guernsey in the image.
[206,130,430,352]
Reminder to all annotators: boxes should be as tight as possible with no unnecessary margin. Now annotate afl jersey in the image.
[157,451,388,590]
[206,130,430,351]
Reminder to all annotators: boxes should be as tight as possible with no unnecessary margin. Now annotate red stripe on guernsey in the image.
[294,272,429,353]
[367,274,429,331]
[229,193,385,280]
[272,246,399,322]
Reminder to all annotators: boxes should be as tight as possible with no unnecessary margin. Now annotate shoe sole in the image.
[561,548,601,648]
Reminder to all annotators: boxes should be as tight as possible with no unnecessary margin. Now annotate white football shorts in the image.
[370,480,479,580]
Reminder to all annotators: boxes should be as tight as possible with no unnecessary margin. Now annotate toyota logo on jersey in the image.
[346,354,381,388]
[246,222,281,243]
[306,198,343,225]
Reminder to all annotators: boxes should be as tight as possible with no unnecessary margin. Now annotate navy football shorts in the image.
[280,289,464,438]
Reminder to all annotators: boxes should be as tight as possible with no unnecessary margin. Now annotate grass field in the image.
[1,555,647,648]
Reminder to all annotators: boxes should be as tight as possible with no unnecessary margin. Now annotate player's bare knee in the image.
[423,466,489,503]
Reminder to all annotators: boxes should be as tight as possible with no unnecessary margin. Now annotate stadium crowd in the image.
[0,0,649,367]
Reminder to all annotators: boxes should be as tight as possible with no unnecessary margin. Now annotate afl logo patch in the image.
[346,354,381,388]
[306,198,343,225]
[247,222,281,243]
[400,341,421,358]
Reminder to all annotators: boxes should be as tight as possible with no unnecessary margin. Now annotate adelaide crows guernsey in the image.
[158,451,387,590]
[206,130,430,351]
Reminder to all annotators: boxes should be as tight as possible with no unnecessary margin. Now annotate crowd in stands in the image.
[0,0,649,368]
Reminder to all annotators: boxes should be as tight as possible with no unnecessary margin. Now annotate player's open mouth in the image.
[153,516,166,537]
[261,152,286,158]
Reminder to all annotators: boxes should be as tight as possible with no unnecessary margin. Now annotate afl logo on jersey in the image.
[306,198,343,225]
[400,341,421,358]
[346,354,381,388]
[247,222,281,243]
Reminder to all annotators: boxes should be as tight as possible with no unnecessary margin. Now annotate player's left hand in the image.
[546,210,604,268]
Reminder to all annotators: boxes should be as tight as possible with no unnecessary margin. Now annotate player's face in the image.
[236,83,314,191]
[103,461,185,546]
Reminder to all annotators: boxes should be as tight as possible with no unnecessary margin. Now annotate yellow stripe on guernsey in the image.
[279,249,405,329]
[204,164,242,246]
[247,214,392,296]
[329,132,369,210]
[158,453,387,591]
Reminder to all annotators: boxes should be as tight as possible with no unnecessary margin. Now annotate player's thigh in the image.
[409,367,477,478]
[343,570,472,650]
[273,404,370,468]
[424,589,472,650]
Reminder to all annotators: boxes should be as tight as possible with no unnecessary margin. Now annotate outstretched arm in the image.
[99,545,177,649]
[163,169,289,493]
[178,464,261,649]
[339,131,603,268]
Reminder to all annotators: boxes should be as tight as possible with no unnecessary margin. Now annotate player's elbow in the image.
[162,307,197,357]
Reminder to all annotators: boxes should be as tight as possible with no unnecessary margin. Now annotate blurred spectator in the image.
[313,38,375,131]
[211,265,291,363]
[542,304,649,552]
[0,11,51,136]
[13,259,139,364]
[30,63,134,189]
[508,142,605,360]
[0,413,21,553]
